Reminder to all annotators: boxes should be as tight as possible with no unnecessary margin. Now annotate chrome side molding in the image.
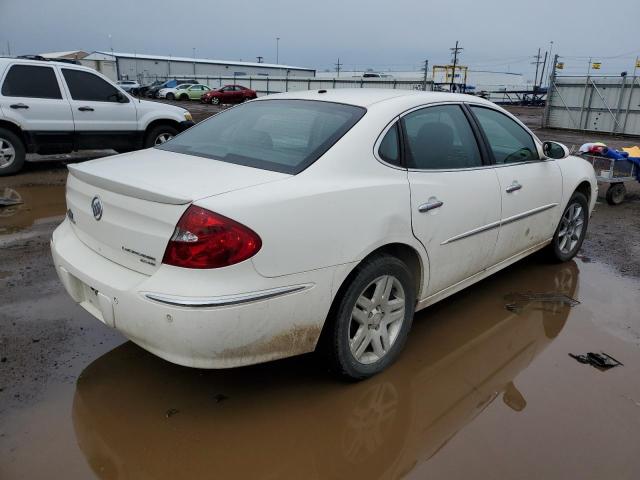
[143,283,314,308]
[441,203,558,245]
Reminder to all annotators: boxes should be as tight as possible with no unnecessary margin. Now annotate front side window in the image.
[1,65,62,99]
[470,106,539,164]
[402,104,482,169]
[378,122,401,166]
[158,99,366,174]
[62,69,124,102]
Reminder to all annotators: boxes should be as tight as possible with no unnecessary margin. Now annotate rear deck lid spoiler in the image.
[68,164,192,205]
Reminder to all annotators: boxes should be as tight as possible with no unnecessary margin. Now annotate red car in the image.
[201,85,257,105]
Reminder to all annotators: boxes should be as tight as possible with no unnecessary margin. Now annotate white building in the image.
[81,51,315,83]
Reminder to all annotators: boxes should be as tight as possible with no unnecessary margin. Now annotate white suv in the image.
[0,58,195,175]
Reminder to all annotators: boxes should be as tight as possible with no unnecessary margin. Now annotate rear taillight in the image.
[162,206,261,269]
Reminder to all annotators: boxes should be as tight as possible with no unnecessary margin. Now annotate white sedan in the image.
[51,89,597,379]
[157,84,194,100]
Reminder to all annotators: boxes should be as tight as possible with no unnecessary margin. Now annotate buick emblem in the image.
[91,196,103,221]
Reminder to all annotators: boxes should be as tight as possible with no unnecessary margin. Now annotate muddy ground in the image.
[1,105,640,479]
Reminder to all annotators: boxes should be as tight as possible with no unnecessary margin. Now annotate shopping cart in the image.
[580,154,637,205]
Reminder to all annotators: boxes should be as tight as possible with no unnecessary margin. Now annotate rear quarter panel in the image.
[194,110,427,282]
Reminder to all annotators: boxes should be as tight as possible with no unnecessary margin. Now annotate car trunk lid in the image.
[66,149,289,274]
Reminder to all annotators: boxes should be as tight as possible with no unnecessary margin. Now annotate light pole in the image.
[276,37,280,65]
[192,48,196,76]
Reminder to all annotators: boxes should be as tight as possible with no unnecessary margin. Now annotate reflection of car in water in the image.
[0,186,66,234]
[72,261,578,479]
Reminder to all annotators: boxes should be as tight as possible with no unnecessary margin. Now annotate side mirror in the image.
[543,141,569,159]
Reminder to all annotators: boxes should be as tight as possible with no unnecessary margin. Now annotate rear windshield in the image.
[157,99,366,174]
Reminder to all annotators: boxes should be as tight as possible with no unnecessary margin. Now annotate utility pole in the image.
[276,37,280,64]
[531,48,543,88]
[192,48,196,76]
[449,40,463,92]
[256,56,263,63]
[334,58,342,77]
[421,59,429,91]
[538,51,548,90]
[6,41,10,56]
[587,57,592,76]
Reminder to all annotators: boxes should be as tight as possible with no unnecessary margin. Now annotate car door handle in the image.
[78,106,95,112]
[418,199,444,213]
[10,103,29,109]
[506,182,522,193]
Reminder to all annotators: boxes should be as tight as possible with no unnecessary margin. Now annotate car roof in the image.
[0,56,96,72]
[257,88,495,109]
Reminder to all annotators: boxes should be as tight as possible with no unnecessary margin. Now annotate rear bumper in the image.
[51,219,336,368]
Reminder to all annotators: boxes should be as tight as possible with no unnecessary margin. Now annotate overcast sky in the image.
[1,0,639,80]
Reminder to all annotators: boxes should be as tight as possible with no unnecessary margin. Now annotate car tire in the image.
[605,183,626,205]
[211,97,220,105]
[179,94,189,101]
[321,254,416,380]
[144,124,179,148]
[549,191,589,262]
[0,128,26,176]
[166,93,175,100]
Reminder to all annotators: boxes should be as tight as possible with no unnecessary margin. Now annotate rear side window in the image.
[158,99,366,174]
[378,123,401,166]
[62,69,124,102]
[470,106,539,164]
[402,104,482,169]
[1,65,62,99]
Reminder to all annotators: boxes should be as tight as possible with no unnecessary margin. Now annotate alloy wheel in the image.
[348,275,406,365]
[154,133,173,145]
[557,202,585,255]
[0,137,16,169]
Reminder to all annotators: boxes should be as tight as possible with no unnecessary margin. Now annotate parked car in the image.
[0,57,195,175]
[51,89,597,380]
[157,84,194,100]
[201,85,257,105]
[116,80,140,92]
[175,84,211,101]
[137,80,163,98]
[147,79,196,99]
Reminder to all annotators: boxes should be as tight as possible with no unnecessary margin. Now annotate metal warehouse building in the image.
[81,51,315,83]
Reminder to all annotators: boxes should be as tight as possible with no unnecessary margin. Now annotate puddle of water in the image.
[0,185,66,235]
[2,259,640,479]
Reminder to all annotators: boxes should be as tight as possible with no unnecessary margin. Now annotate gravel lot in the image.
[1,102,640,479]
